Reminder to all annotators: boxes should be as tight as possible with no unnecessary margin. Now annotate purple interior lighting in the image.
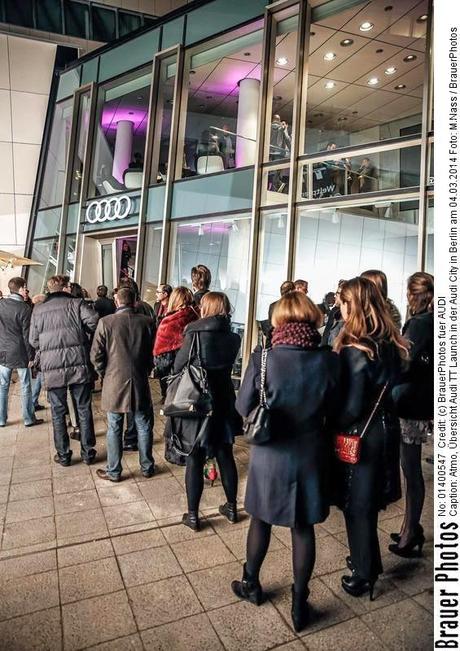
[101,107,148,133]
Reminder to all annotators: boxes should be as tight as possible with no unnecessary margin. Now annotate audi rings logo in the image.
[86,195,133,224]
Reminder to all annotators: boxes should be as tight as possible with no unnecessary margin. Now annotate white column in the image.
[112,120,133,184]
[236,78,259,168]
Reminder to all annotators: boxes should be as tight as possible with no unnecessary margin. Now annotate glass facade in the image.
[26,0,434,369]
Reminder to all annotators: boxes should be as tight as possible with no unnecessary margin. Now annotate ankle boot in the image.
[231,563,263,606]
[219,502,238,524]
[291,585,310,632]
[182,511,200,531]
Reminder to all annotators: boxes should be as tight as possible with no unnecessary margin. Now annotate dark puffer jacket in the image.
[0,294,34,368]
[30,292,99,389]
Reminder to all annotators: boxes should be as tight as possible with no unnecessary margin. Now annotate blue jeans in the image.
[32,372,42,408]
[106,410,154,478]
[0,365,35,426]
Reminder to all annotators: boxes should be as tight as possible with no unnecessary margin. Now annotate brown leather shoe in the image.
[96,468,121,483]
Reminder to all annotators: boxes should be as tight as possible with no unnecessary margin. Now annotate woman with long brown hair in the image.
[390,272,434,557]
[360,269,402,330]
[334,277,409,600]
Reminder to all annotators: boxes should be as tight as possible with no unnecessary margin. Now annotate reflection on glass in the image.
[425,198,433,274]
[89,70,151,197]
[69,92,91,202]
[305,0,428,155]
[294,201,420,317]
[256,210,288,322]
[266,10,298,163]
[142,224,163,304]
[27,238,59,295]
[151,56,176,184]
[180,23,263,178]
[262,167,290,205]
[64,236,77,279]
[169,215,251,376]
[40,98,73,208]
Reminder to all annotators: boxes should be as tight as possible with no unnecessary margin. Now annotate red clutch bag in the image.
[334,433,361,464]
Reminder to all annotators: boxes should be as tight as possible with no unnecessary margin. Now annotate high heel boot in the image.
[341,574,376,601]
[219,502,238,524]
[231,563,264,606]
[388,528,425,558]
[182,511,200,531]
[390,523,424,545]
[291,585,310,632]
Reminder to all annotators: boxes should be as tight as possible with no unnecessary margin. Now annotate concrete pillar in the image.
[236,78,259,168]
[112,120,133,184]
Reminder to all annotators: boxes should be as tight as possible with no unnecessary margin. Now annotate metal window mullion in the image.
[298,136,423,165]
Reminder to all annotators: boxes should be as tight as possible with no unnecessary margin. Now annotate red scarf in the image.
[153,306,199,356]
[271,322,321,349]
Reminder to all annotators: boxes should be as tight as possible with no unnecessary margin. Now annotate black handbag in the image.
[243,346,273,445]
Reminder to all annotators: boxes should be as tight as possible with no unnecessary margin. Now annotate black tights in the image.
[185,444,238,512]
[400,441,425,545]
[246,517,315,598]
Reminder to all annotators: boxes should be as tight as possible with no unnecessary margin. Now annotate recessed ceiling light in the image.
[384,5,393,11]
[274,95,283,101]
[403,54,417,62]
[199,104,205,109]
[367,77,379,86]
[190,70,196,75]
[337,117,348,122]
[128,111,134,115]
[314,113,324,117]
[376,48,384,53]
[359,21,374,32]
[323,51,336,61]
[276,56,288,66]
[417,14,428,22]
[206,95,213,99]
[325,81,336,89]
[352,110,358,115]
[384,66,397,75]
[244,52,251,56]
[136,95,144,100]
[394,83,406,90]
[310,31,316,37]
[340,38,354,47]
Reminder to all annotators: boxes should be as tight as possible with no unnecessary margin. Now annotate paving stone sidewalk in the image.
[0,380,434,650]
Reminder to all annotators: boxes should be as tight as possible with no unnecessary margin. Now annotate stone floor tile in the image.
[313,535,351,577]
[13,453,51,469]
[128,574,202,630]
[112,527,166,556]
[6,495,54,523]
[361,598,433,650]
[302,616,387,650]
[97,482,145,507]
[377,514,405,537]
[0,484,10,504]
[259,548,295,591]
[319,508,347,535]
[271,578,354,636]
[141,612,224,650]
[0,606,62,650]
[53,473,95,495]
[54,489,100,514]
[272,643,305,651]
[172,534,236,573]
[118,544,182,587]
[11,464,51,484]
[62,590,137,651]
[208,599,294,651]
[86,633,144,650]
[413,589,434,613]
[321,568,407,614]
[383,553,433,596]
[56,507,108,542]
[208,511,251,534]
[103,500,155,530]
[2,515,56,550]
[162,520,215,544]
[8,478,52,502]
[138,475,184,501]
[146,490,189,519]
[0,549,56,580]
[0,570,59,620]
[187,561,243,611]
[59,555,124,603]
[107,521,159,537]
[214,523,278,561]
[58,538,114,568]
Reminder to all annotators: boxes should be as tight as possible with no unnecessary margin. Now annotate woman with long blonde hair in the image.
[333,277,409,600]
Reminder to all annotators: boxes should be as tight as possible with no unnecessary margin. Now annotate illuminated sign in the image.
[86,195,133,223]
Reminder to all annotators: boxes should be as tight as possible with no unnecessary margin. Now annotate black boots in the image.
[219,502,238,524]
[231,564,264,606]
[291,585,310,633]
[182,511,200,531]
[341,574,376,601]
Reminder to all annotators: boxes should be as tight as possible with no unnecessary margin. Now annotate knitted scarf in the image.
[271,322,321,350]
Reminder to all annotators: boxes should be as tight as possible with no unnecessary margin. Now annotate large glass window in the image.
[92,5,117,42]
[151,55,177,185]
[69,91,91,202]
[256,209,288,321]
[40,98,73,209]
[141,223,163,305]
[179,22,263,178]
[27,237,59,296]
[65,1,90,39]
[304,1,428,154]
[294,199,420,317]
[88,70,151,197]
[36,0,63,33]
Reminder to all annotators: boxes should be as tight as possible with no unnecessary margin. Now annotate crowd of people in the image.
[0,262,433,633]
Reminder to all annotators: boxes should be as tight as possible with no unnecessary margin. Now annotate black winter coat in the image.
[335,343,403,515]
[94,296,116,319]
[172,316,242,451]
[392,311,433,420]
[236,344,340,527]
[0,295,34,368]
[30,292,99,389]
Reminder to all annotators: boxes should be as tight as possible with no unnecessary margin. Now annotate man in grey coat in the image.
[90,286,155,482]
[30,275,99,466]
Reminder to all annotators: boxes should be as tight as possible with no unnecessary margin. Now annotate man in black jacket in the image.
[0,277,43,428]
[30,275,99,466]
[94,285,116,319]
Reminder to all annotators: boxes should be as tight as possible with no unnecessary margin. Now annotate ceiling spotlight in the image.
[340,38,354,47]
[367,77,379,86]
[384,5,393,11]
[244,52,251,56]
[314,112,324,117]
[199,104,205,109]
[274,95,282,100]
[310,31,316,36]
[231,220,239,232]
[403,54,417,62]
[190,70,196,75]
[198,224,204,236]
[276,56,288,66]
[359,21,374,32]
[417,14,428,22]
[323,51,336,61]
[352,110,358,115]
[136,95,144,100]
[394,83,406,89]
[128,111,134,115]
[384,66,397,75]
[325,81,336,89]
[376,48,384,53]
[206,95,213,99]
[337,117,348,122]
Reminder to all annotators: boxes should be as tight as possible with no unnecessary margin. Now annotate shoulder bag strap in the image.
[259,346,268,408]
[187,332,198,367]
[359,381,389,440]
